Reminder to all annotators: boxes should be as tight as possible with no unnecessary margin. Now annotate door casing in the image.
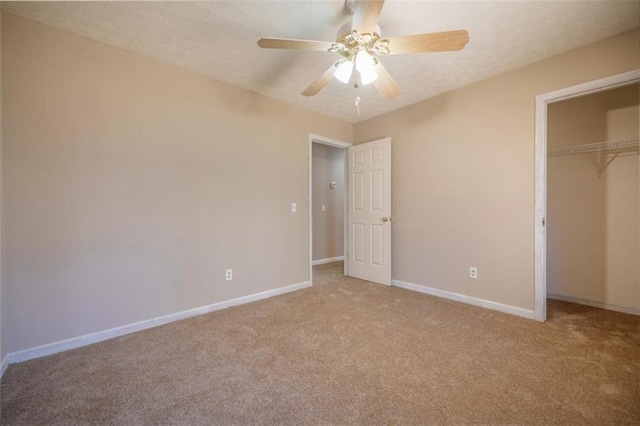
[534,69,640,321]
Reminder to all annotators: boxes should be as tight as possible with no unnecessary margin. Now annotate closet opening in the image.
[544,81,639,317]
[535,71,640,321]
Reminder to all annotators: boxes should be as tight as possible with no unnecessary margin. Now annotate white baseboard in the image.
[0,281,311,378]
[548,293,639,316]
[312,256,344,266]
[392,279,535,320]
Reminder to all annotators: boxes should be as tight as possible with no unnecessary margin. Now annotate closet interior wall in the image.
[547,83,639,312]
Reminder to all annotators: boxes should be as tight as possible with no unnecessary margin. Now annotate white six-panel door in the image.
[347,138,391,286]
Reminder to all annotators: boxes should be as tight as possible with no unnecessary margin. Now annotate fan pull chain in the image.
[354,82,361,115]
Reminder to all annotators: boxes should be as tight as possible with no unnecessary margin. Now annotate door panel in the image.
[353,171,365,211]
[353,224,365,263]
[347,138,391,285]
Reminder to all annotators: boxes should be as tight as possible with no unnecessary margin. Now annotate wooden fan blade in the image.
[351,0,385,34]
[302,62,340,97]
[372,61,400,99]
[258,38,336,52]
[386,30,470,55]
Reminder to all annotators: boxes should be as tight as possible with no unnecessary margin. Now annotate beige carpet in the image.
[1,261,639,425]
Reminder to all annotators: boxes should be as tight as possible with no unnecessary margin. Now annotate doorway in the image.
[308,134,351,286]
[534,69,640,321]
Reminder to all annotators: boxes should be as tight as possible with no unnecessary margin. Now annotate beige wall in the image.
[604,154,639,308]
[1,12,638,359]
[353,29,639,311]
[0,9,3,362]
[547,84,639,309]
[605,94,640,310]
[312,143,345,262]
[1,14,352,357]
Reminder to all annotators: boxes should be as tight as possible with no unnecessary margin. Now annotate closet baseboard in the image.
[547,293,639,316]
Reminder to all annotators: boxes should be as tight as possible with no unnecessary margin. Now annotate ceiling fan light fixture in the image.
[355,50,374,72]
[359,67,378,85]
[258,0,468,99]
[355,51,377,85]
[334,60,354,84]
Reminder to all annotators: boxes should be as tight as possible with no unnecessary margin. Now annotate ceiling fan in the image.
[257,0,469,99]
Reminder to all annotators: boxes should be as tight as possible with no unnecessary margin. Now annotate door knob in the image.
[382,217,389,222]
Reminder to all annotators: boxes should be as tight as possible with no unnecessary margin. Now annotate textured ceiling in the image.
[2,1,638,123]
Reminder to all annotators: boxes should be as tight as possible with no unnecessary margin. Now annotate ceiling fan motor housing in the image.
[337,22,381,41]
[333,23,388,59]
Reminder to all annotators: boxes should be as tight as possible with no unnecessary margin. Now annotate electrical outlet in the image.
[469,267,478,279]
[225,269,233,281]
[321,205,326,212]
[291,202,297,213]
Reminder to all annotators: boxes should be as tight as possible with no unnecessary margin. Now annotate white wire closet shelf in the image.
[548,139,639,157]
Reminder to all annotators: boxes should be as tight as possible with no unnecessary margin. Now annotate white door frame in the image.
[534,69,640,321]
[308,133,352,285]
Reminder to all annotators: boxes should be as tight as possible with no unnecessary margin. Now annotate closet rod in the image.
[548,139,639,158]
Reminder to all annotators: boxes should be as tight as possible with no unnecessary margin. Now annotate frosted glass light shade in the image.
[355,51,377,85]
[359,67,378,85]
[334,60,354,84]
